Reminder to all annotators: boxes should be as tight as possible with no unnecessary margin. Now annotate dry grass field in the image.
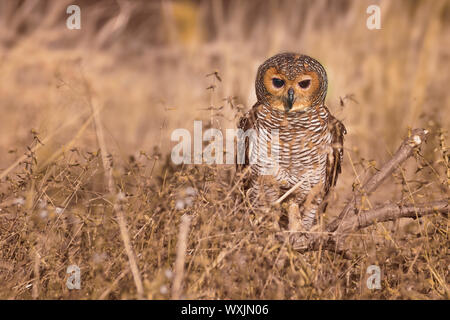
[0,0,448,299]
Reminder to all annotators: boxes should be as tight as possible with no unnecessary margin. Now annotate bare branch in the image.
[291,128,448,256]
[336,199,448,234]
[327,128,429,233]
[295,199,448,255]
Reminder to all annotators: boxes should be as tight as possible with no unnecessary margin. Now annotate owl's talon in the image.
[289,233,309,250]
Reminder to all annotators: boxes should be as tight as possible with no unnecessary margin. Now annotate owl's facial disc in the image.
[263,67,322,112]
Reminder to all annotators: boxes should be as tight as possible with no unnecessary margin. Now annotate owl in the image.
[237,52,346,232]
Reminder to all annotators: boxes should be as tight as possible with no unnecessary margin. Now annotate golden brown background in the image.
[1,0,449,166]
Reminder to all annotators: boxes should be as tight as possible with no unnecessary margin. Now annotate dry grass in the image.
[0,0,449,299]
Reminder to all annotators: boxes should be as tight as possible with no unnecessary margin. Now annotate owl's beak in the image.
[285,88,295,112]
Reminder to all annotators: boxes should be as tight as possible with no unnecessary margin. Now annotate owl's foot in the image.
[289,233,309,250]
[288,202,302,231]
[286,202,310,249]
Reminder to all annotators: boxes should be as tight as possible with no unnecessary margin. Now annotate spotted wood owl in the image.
[237,52,346,231]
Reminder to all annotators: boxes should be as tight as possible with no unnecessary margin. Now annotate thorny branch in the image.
[292,128,449,256]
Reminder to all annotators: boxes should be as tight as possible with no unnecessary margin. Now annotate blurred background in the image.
[0,0,449,171]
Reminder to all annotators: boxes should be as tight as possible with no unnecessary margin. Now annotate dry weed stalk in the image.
[87,84,144,299]
[172,214,191,300]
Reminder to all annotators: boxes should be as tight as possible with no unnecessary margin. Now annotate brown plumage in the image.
[237,53,346,231]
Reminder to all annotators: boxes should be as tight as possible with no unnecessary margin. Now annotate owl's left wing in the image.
[324,114,346,195]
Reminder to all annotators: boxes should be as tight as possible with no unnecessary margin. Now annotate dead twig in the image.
[327,128,429,233]
[336,200,448,234]
[292,128,448,256]
[295,199,448,254]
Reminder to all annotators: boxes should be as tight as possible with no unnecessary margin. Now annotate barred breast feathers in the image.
[237,103,346,199]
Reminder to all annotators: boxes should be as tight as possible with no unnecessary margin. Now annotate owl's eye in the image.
[272,78,285,88]
[298,79,311,89]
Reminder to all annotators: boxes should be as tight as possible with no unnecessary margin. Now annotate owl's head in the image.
[255,53,328,112]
